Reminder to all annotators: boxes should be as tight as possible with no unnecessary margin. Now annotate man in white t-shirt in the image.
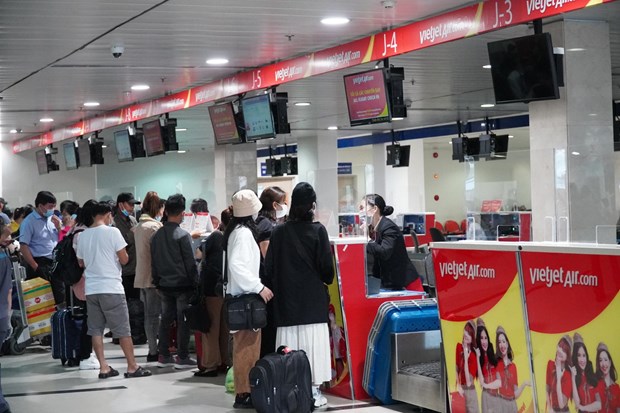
[76,201,151,379]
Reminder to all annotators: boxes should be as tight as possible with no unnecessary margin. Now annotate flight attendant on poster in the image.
[475,318,501,413]
[456,320,480,413]
[595,342,620,413]
[546,335,574,413]
[570,333,603,413]
[496,326,530,413]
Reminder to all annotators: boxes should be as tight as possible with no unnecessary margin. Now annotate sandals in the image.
[124,366,152,378]
[98,367,120,379]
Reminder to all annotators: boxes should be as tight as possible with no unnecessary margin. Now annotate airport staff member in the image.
[362,194,422,291]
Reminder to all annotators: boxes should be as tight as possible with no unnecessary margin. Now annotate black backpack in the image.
[250,347,315,413]
[51,229,84,286]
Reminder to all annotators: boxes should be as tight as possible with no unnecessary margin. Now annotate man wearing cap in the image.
[113,192,146,345]
[151,194,199,370]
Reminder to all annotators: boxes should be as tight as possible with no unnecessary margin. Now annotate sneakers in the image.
[156,355,175,368]
[146,353,159,362]
[174,356,197,370]
[79,354,100,370]
[312,387,327,408]
[233,393,253,409]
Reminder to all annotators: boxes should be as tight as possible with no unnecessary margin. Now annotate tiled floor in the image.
[2,341,416,413]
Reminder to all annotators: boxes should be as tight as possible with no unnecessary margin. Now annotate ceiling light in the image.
[175,128,187,132]
[177,150,187,154]
[321,17,350,25]
[40,118,54,123]
[9,129,17,134]
[480,103,495,108]
[131,84,150,91]
[567,48,585,52]
[482,64,492,69]
[101,145,108,148]
[294,102,311,106]
[327,126,338,130]
[508,135,514,138]
[83,101,100,107]
[206,58,229,65]
[392,117,404,121]
[571,151,580,156]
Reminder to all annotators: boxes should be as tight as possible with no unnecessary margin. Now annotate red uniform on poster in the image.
[570,333,603,413]
[456,342,479,386]
[455,321,479,413]
[546,360,573,411]
[498,359,519,399]
[596,342,620,413]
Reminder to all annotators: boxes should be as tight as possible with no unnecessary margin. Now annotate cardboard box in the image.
[21,277,55,313]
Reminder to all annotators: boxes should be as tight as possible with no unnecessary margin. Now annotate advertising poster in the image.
[433,245,535,413]
[521,247,620,413]
[343,68,390,125]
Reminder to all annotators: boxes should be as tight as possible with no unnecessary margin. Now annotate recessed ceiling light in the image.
[327,126,338,130]
[392,117,404,121]
[480,103,495,108]
[175,128,187,132]
[40,118,54,123]
[177,150,187,154]
[294,102,311,106]
[83,101,100,107]
[567,48,585,52]
[9,129,17,134]
[508,135,514,138]
[101,145,108,148]
[321,17,350,25]
[482,64,492,69]
[571,151,580,156]
[206,58,229,65]
[131,84,150,91]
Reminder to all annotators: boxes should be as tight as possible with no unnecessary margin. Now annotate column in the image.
[222,142,258,203]
[529,20,615,242]
[297,133,339,235]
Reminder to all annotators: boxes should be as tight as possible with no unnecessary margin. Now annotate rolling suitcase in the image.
[51,293,84,366]
[250,347,314,413]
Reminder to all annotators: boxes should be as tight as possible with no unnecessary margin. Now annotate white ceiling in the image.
[1,0,618,152]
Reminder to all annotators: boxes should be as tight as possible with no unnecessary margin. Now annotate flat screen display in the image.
[487,33,560,104]
[114,130,133,162]
[242,94,275,141]
[77,140,92,167]
[208,102,243,145]
[142,120,165,156]
[63,142,78,170]
[36,150,48,175]
[343,68,391,126]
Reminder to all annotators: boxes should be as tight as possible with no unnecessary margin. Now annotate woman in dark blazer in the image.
[362,194,422,291]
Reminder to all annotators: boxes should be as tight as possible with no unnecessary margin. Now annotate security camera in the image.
[111,45,124,58]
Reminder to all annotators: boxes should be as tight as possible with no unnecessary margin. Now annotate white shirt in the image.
[76,225,127,295]
[226,225,262,297]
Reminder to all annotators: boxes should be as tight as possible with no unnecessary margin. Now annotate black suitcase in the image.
[249,347,315,413]
[51,306,83,366]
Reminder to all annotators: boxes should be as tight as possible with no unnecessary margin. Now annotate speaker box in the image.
[271,92,290,134]
[388,67,407,119]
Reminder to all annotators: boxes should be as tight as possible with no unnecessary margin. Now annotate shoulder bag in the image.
[223,250,267,330]
[183,281,211,334]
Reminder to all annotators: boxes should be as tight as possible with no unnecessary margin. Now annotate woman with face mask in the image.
[361,194,422,291]
[255,186,288,357]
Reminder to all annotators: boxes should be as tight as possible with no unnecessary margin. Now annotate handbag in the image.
[183,286,211,334]
[223,251,267,330]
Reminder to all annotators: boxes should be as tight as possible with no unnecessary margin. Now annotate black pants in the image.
[26,256,65,307]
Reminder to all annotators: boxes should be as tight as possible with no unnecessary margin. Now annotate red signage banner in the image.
[520,247,620,413]
[433,245,535,413]
[13,0,615,153]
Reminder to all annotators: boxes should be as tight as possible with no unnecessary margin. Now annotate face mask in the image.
[70,213,77,220]
[121,209,130,217]
[44,209,54,218]
[252,212,259,221]
[275,203,288,219]
[155,216,162,222]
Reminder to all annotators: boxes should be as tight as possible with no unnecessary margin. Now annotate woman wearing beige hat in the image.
[223,189,274,409]
[455,320,480,413]
[495,326,530,413]
[570,333,602,413]
[595,342,620,413]
[546,335,573,413]
[475,318,501,413]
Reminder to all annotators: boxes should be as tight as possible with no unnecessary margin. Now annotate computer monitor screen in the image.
[343,68,391,126]
[77,139,92,167]
[143,119,165,156]
[208,102,243,145]
[36,150,48,175]
[487,33,559,104]
[114,130,133,162]
[242,94,275,141]
[63,142,78,170]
